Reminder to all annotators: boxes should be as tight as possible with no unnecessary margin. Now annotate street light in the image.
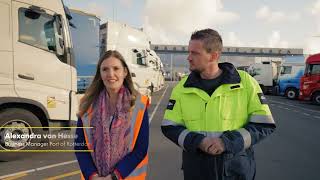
[170,54,173,81]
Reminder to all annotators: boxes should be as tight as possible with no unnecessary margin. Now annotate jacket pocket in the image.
[181,97,204,130]
[220,92,247,129]
[223,149,255,179]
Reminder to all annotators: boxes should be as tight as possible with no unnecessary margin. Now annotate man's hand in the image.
[199,137,225,155]
[207,137,225,155]
[199,137,213,152]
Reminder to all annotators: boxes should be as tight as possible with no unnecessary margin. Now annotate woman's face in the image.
[100,56,128,93]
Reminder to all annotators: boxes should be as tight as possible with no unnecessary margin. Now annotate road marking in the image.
[44,170,81,180]
[0,170,35,179]
[0,160,77,179]
[314,116,320,119]
[269,99,320,114]
[150,85,169,123]
[36,160,77,171]
[2,173,28,180]
[303,113,310,116]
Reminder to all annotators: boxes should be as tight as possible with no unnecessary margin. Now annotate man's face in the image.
[187,40,212,73]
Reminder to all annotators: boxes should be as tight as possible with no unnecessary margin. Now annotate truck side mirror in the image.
[56,37,64,56]
[54,15,65,56]
[54,15,63,35]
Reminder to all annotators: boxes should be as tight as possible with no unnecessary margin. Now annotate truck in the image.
[0,0,77,159]
[146,49,165,92]
[69,9,100,93]
[100,21,153,97]
[247,58,282,94]
[277,55,305,99]
[299,53,320,105]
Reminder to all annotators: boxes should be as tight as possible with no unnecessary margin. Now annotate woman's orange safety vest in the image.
[80,95,149,180]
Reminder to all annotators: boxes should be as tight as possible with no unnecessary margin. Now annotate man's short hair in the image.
[190,29,223,53]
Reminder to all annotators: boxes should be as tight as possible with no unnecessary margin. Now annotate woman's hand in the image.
[104,175,112,180]
[91,174,112,180]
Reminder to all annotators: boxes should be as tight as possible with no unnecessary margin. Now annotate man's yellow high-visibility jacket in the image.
[161,63,276,180]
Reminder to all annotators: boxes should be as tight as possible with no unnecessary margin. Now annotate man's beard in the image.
[189,65,203,74]
[191,69,201,74]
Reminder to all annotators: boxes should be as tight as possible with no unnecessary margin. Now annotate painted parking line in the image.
[149,85,168,123]
[2,173,28,180]
[44,170,81,180]
[0,160,77,179]
[269,99,320,114]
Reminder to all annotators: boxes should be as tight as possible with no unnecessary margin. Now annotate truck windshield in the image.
[309,64,320,75]
[281,66,292,75]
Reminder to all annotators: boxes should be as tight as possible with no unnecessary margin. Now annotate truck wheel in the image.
[0,108,44,161]
[285,88,298,100]
[312,92,320,105]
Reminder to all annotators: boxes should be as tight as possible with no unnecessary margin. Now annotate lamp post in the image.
[170,54,173,81]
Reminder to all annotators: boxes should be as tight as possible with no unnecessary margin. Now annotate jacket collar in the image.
[184,62,241,88]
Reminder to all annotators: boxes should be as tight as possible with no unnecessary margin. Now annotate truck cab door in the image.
[309,64,320,91]
[12,2,72,121]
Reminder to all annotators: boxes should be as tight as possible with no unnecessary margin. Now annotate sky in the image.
[64,0,320,55]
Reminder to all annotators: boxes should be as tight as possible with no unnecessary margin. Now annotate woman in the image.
[75,50,149,180]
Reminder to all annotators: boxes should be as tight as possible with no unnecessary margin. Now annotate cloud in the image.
[304,37,320,54]
[84,2,109,22]
[309,0,320,35]
[143,0,239,44]
[256,5,300,23]
[120,0,133,8]
[224,32,244,47]
[268,31,289,48]
[311,0,320,15]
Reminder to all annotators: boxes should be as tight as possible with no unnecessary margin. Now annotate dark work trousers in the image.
[182,148,256,180]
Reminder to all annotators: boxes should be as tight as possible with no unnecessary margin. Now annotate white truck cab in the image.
[248,57,282,94]
[0,0,77,159]
[100,21,153,97]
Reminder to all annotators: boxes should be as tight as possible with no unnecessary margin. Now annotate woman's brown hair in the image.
[78,50,138,116]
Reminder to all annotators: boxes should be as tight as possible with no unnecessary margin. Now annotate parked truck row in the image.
[99,21,165,96]
[71,11,165,95]
[242,54,320,105]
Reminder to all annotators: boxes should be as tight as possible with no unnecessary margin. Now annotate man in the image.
[161,29,276,180]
